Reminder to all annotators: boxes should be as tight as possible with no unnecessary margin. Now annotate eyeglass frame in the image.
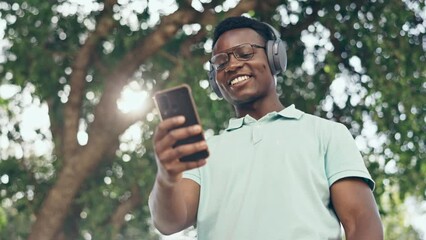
[210,43,266,71]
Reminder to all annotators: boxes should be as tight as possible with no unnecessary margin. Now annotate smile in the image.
[229,75,250,86]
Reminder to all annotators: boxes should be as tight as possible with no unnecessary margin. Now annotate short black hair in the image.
[212,16,275,48]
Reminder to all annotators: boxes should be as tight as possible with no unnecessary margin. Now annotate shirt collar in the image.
[225,104,304,131]
[277,104,304,119]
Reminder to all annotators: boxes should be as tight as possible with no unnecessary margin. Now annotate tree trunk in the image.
[28,140,108,240]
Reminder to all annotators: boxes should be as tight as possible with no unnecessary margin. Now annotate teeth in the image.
[230,75,250,86]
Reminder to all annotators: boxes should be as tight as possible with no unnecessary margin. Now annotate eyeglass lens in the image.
[211,44,255,70]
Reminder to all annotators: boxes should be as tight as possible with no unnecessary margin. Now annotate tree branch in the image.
[62,0,117,162]
[110,185,143,231]
[280,1,321,38]
[226,0,257,16]
[93,53,110,77]
[90,6,204,139]
[104,0,262,133]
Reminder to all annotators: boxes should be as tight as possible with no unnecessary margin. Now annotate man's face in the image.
[212,28,275,105]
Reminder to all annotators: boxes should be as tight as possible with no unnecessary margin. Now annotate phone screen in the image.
[153,84,209,162]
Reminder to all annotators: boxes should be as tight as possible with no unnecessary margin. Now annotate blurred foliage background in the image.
[0,0,425,239]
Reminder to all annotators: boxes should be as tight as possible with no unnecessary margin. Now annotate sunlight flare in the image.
[117,81,149,114]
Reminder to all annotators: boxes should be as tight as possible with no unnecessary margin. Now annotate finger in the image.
[158,140,208,163]
[156,124,203,153]
[153,116,186,154]
[154,116,185,141]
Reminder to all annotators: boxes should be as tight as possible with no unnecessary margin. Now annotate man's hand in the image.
[153,115,208,186]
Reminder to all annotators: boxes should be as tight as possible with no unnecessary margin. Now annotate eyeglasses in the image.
[210,43,265,71]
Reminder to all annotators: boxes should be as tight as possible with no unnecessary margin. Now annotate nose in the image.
[224,54,243,72]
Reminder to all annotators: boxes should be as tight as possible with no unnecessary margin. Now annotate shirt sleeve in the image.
[183,167,201,185]
[325,123,375,190]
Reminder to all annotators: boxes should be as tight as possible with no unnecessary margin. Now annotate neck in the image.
[234,96,284,120]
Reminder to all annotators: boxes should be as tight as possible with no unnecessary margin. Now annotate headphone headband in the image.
[263,22,281,40]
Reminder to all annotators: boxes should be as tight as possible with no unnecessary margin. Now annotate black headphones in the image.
[208,22,287,98]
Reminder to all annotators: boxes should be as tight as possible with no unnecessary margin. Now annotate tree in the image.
[0,0,424,239]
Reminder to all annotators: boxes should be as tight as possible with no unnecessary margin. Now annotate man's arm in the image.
[149,178,200,235]
[148,116,208,235]
[330,177,384,240]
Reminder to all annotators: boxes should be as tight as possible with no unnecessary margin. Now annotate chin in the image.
[222,84,269,105]
[228,94,260,107]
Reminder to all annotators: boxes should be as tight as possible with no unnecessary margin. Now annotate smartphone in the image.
[153,84,209,162]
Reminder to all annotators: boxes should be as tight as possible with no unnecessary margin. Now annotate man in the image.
[149,16,383,239]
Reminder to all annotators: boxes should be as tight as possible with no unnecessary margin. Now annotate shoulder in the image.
[298,113,349,136]
[301,113,343,127]
[205,130,225,146]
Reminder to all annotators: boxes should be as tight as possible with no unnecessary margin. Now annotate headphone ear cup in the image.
[266,40,278,75]
[274,40,287,73]
[208,67,223,98]
[265,39,287,75]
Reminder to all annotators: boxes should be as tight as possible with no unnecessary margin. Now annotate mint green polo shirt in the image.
[183,105,374,240]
